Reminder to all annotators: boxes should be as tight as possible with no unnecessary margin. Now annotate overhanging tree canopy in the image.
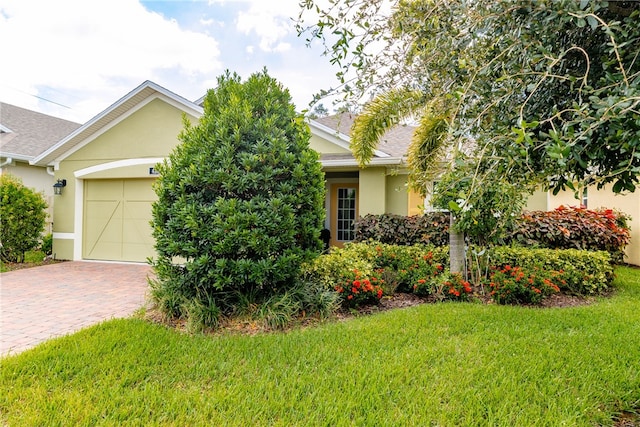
[298,0,640,195]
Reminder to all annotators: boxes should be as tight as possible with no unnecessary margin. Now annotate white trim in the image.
[321,157,404,168]
[74,179,84,261]
[52,232,75,239]
[74,158,165,178]
[0,124,12,133]
[0,152,32,162]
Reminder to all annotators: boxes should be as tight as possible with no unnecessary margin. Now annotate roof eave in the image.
[307,118,391,159]
[321,156,405,168]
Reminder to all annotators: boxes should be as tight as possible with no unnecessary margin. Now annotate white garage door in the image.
[83,179,156,262]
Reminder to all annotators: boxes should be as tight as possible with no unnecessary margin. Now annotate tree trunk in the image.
[449,213,465,274]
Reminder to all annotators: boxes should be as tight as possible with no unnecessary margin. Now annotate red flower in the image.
[377,289,383,298]
[353,280,361,288]
[347,295,353,300]
[418,279,426,284]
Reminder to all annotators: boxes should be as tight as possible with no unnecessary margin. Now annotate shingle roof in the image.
[0,103,81,161]
[314,112,416,158]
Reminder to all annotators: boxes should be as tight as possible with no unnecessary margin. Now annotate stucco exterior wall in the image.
[1,162,55,232]
[309,134,350,154]
[359,167,386,215]
[549,186,639,266]
[524,189,548,212]
[52,98,199,260]
[385,174,410,215]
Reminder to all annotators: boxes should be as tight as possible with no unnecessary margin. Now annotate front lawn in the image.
[1,267,639,426]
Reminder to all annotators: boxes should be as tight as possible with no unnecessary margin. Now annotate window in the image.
[336,187,356,241]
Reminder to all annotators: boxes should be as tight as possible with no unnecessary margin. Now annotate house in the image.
[30,80,638,266]
[31,81,423,263]
[0,102,81,232]
[309,113,424,246]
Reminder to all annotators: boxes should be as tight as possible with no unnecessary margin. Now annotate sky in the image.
[0,0,342,124]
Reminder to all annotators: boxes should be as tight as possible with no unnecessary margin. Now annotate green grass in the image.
[2,267,639,426]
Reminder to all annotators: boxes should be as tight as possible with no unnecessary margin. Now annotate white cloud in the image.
[0,0,346,122]
[0,0,222,122]
[234,0,299,53]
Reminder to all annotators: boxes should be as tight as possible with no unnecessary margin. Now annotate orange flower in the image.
[418,279,426,284]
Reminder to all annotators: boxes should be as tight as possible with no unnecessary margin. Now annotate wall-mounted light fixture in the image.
[53,179,67,195]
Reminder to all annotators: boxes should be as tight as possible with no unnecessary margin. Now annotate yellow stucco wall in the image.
[357,170,412,216]
[309,134,350,154]
[385,174,410,215]
[549,186,640,266]
[52,97,199,260]
[359,167,386,215]
[524,189,548,212]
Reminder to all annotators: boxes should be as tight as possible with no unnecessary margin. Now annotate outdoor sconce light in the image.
[53,179,67,195]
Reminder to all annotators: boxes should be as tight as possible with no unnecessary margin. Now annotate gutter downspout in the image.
[0,157,13,169]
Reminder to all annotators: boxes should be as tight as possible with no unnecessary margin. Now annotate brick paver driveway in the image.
[0,261,151,357]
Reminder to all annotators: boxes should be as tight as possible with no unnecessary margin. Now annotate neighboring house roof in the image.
[31,80,204,167]
[309,112,416,167]
[0,102,81,162]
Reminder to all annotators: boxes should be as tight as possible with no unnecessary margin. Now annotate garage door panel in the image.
[83,179,156,262]
[83,200,122,259]
[124,179,156,199]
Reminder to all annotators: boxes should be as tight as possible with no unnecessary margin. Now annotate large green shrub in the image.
[355,205,630,265]
[150,70,326,325]
[0,174,47,262]
[513,206,630,263]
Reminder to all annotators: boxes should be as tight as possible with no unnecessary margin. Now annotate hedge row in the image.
[305,242,613,306]
[514,206,630,263]
[488,246,614,296]
[354,206,630,262]
[353,212,449,246]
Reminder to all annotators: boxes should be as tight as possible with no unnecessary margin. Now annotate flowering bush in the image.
[414,271,472,301]
[334,269,384,308]
[400,252,445,293]
[489,247,614,296]
[488,265,560,305]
